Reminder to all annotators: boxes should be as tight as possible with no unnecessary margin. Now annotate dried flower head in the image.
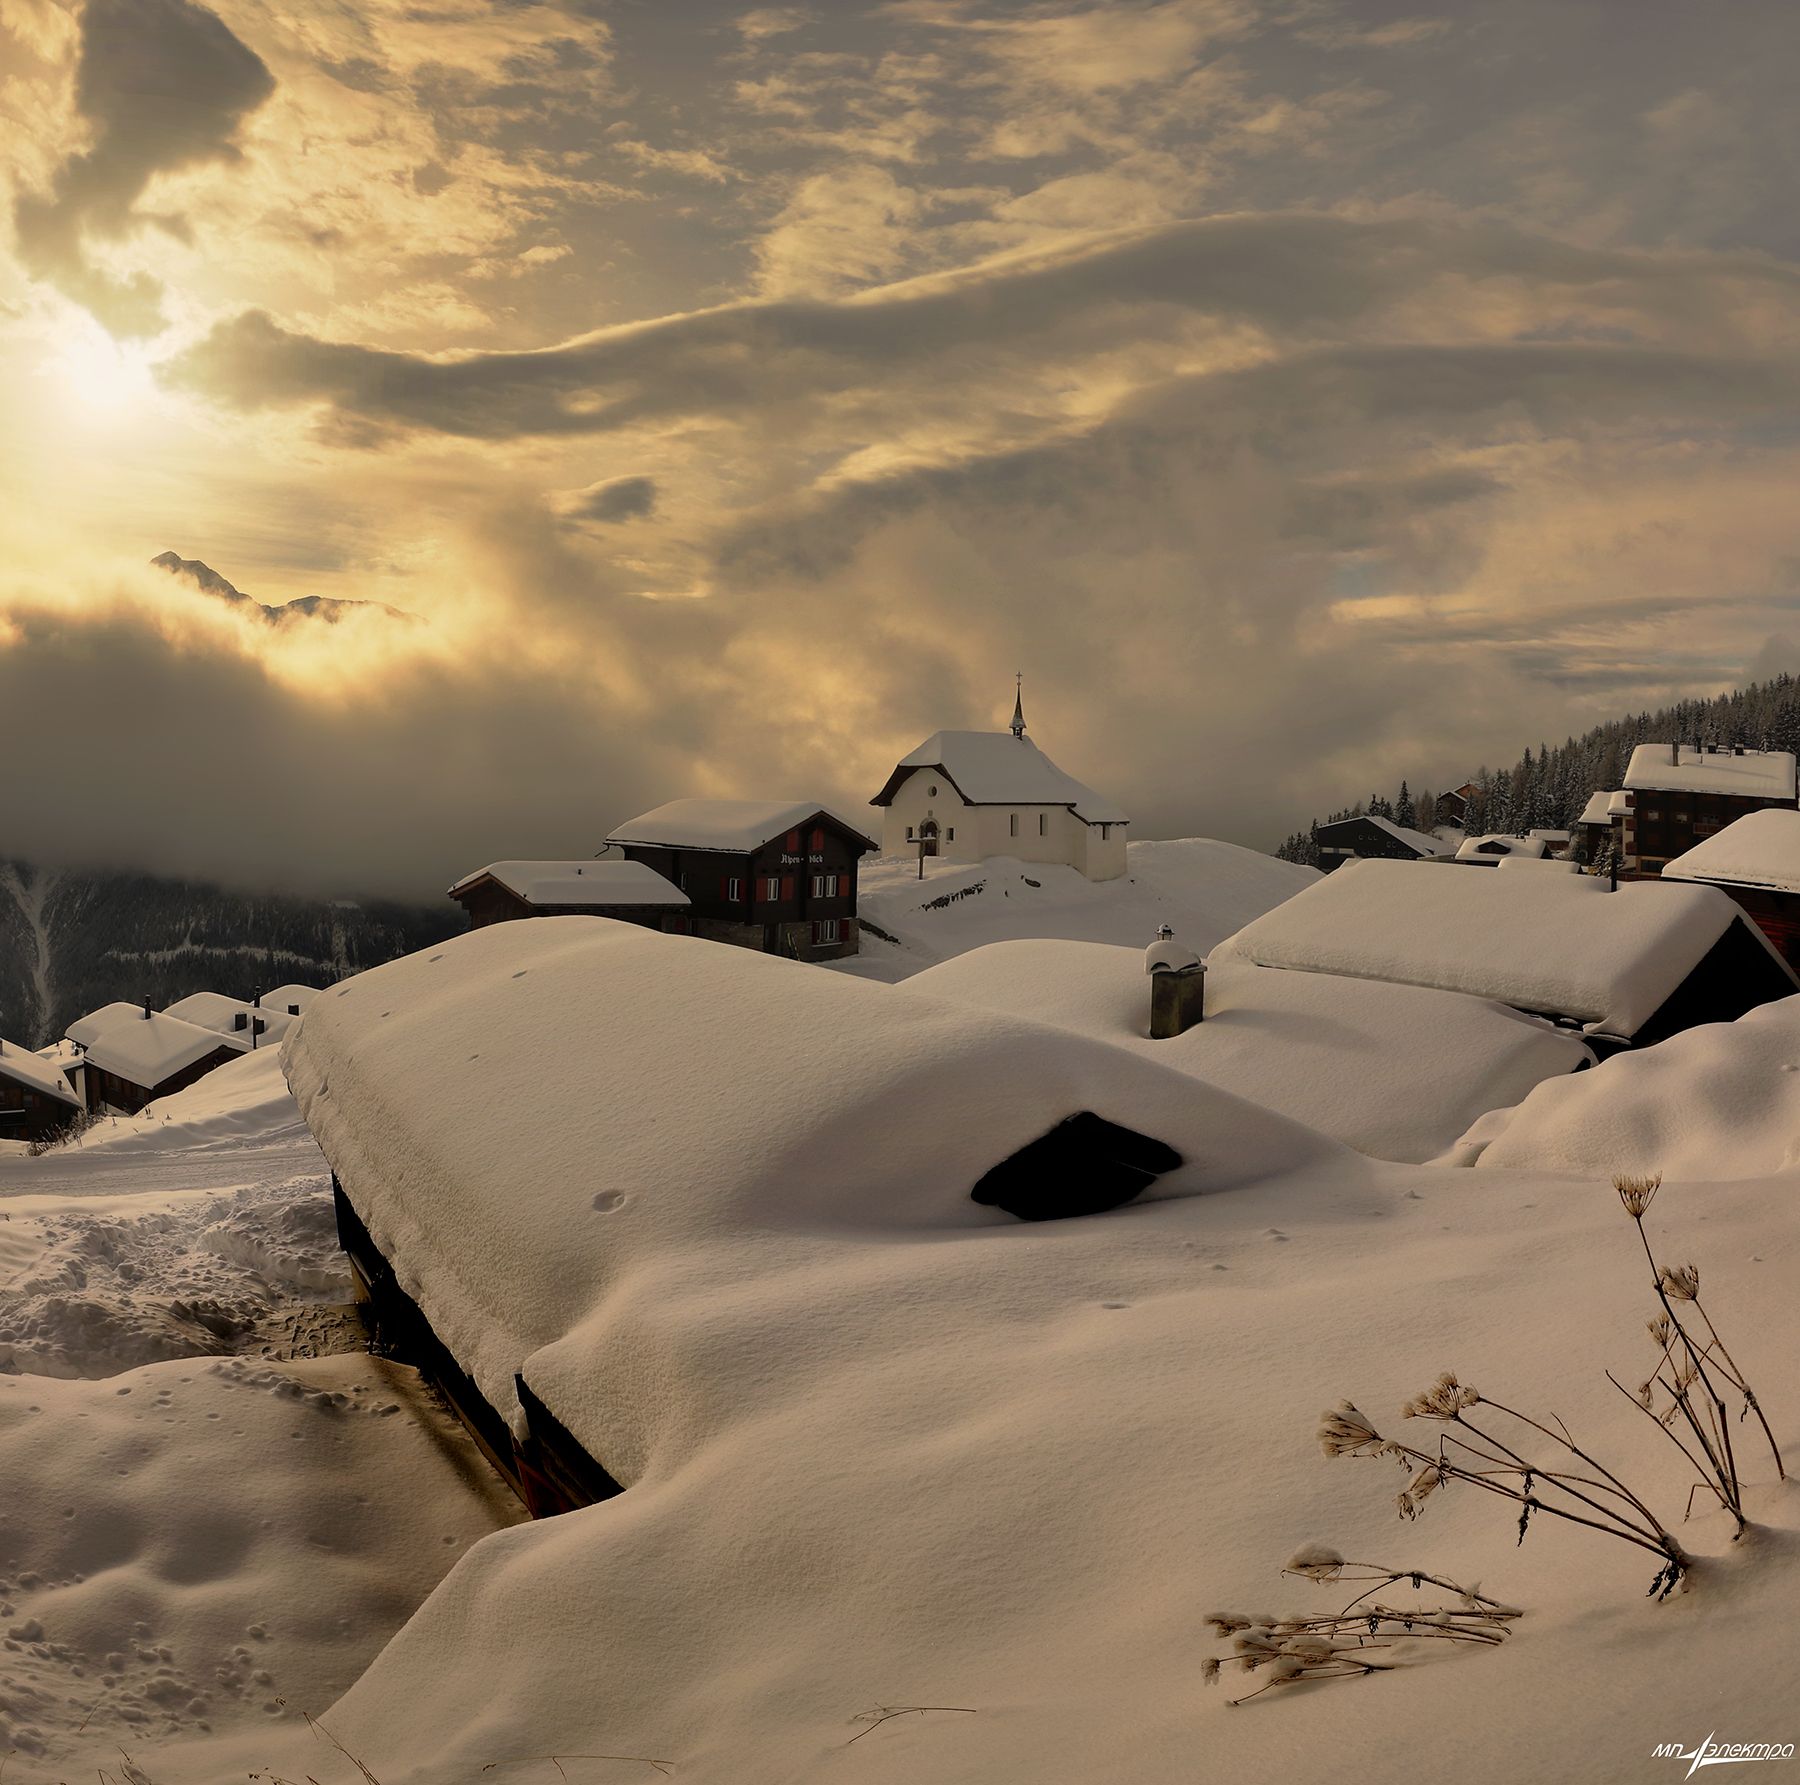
[1615,1174,1662,1218]
[1646,1314,1673,1349]
[1659,1263,1700,1302]
[1201,1657,1222,1685]
[1319,1402,1387,1457]
[1283,1544,1345,1581]
[1402,1372,1481,1419]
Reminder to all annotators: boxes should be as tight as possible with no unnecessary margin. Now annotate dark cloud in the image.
[12,0,273,334]
[166,213,1800,439]
[565,474,659,523]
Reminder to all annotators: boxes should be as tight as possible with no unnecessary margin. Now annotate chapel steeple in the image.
[1010,672,1027,740]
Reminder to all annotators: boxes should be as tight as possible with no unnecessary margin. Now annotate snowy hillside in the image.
[845,838,1317,979]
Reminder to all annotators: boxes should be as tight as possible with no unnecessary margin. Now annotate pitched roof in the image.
[66,1001,148,1049]
[1578,791,1614,826]
[1623,743,1797,801]
[83,1011,245,1089]
[1212,857,1783,1039]
[163,991,296,1042]
[606,799,878,853]
[263,984,323,1014]
[1363,815,1451,855]
[449,859,690,908]
[1663,808,1800,895]
[1455,833,1548,861]
[871,731,1128,825]
[0,1040,82,1106]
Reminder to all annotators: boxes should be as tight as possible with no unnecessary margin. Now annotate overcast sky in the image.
[3,0,1800,896]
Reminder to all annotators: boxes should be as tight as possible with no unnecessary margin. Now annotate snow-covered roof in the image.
[1459,994,1800,1179]
[449,859,689,908]
[1578,791,1615,827]
[286,918,1342,1447]
[1528,828,1570,843]
[605,799,878,853]
[1455,833,1547,861]
[909,941,1591,1165]
[1662,808,1800,895]
[263,983,322,1014]
[83,1011,245,1088]
[65,1001,149,1049]
[1211,857,1775,1038]
[1362,815,1451,855]
[872,731,1128,826]
[163,991,296,1043]
[1607,790,1633,816]
[1623,743,1797,801]
[0,1039,82,1106]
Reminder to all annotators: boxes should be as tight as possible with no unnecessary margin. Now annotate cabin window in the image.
[723,875,743,901]
[812,873,840,898]
[928,785,939,797]
[762,875,782,901]
[1010,813,1019,838]
[905,826,915,842]
[813,918,841,945]
[946,827,955,841]
[1038,813,1047,837]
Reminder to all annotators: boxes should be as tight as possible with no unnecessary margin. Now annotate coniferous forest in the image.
[1276,673,1800,866]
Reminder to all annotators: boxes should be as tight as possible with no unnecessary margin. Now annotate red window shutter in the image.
[720,874,731,899]
[811,827,825,850]
[786,830,800,851]
[782,874,795,900]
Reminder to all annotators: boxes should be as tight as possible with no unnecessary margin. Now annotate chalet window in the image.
[723,875,743,901]
[813,918,841,945]
[811,873,840,898]
[762,875,782,901]
[905,826,915,842]
[946,828,954,841]
[1642,808,1662,821]
[928,785,938,796]
[1038,813,1047,836]
[1010,813,1019,838]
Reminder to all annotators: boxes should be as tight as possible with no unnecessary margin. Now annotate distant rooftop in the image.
[0,1038,82,1107]
[872,731,1128,827]
[607,799,878,854]
[83,1011,244,1089]
[1623,743,1797,802]
[449,859,689,908]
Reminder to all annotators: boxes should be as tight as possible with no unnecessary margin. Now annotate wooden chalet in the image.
[1663,809,1800,968]
[70,1003,246,1115]
[0,1038,83,1143]
[1617,743,1798,877]
[1313,814,1451,874]
[604,799,877,961]
[448,859,690,932]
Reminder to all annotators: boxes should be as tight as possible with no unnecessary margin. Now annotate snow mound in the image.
[78,1046,310,1154]
[909,940,1592,1164]
[285,917,1351,1453]
[1458,995,1800,1177]
[852,839,1315,979]
[0,1353,520,1766]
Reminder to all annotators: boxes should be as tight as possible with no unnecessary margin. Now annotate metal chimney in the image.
[142,997,152,1020]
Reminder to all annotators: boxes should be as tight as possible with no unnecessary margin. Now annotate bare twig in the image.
[844,1707,977,1747]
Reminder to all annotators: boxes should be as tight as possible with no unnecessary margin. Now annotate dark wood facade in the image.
[1621,754,1797,877]
[615,813,872,960]
[81,1042,244,1116]
[1665,882,1800,971]
[0,1061,81,1143]
[1314,815,1440,875]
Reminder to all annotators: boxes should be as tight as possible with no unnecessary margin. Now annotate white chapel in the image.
[869,685,1129,881]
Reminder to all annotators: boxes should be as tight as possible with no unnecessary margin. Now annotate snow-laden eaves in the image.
[871,731,1128,826]
[0,1038,82,1106]
[448,859,689,908]
[1662,808,1800,895]
[1360,814,1451,855]
[605,798,878,854]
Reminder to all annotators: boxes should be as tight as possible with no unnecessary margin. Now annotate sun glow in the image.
[47,314,157,414]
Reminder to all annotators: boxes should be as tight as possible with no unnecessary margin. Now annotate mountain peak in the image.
[150,552,417,626]
[152,551,253,604]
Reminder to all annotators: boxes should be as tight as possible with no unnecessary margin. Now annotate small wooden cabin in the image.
[0,1039,83,1143]
[1663,809,1800,969]
[604,800,876,961]
[448,860,690,932]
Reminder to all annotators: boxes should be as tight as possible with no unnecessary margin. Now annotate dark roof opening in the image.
[972,1111,1183,1222]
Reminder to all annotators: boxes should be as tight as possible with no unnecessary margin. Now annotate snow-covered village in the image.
[4,2,1800,1782]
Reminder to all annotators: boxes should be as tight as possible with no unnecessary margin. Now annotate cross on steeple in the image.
[1010,671,1026,740]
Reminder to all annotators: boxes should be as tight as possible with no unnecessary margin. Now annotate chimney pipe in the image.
[1670,740,1680,767]
[1146,925,1205,1037]
[142,997,152,1020]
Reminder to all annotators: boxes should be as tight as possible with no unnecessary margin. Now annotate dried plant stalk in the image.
[1204,1549,1521,1705]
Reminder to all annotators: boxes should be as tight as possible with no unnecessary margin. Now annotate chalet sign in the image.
[779,852,826,865]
